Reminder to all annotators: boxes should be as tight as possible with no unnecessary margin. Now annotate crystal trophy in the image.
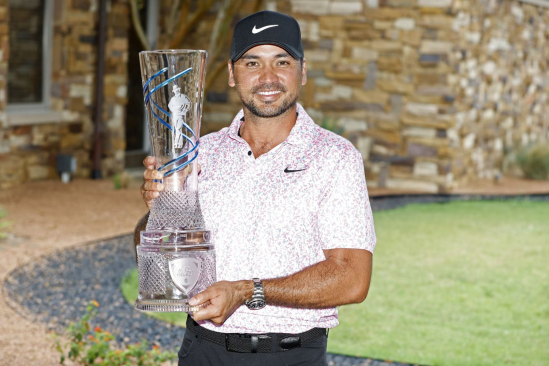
[135,50,215,313]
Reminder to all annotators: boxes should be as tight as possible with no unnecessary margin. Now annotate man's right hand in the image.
[141,156,164,210]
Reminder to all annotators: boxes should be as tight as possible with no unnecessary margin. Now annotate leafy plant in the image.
[0,206,11,240]
[320,117,344,136]
[516,143,549,180]
[54,300,177,366]
[113,172,131,190]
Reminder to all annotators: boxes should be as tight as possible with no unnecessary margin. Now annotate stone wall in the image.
[0,0,129,189]
[281,0,460,193]
[452,0,549,182]
[1,0,548,192]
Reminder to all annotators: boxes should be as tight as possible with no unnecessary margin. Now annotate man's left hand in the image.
[189,280,252,325]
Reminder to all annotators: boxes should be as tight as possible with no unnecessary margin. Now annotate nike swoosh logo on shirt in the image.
[252,24,279,34]
[284,167,306,173]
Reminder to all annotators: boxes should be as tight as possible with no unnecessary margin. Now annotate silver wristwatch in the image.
[245,278,266,310]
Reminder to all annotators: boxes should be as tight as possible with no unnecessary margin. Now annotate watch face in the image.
[247,299,266,310]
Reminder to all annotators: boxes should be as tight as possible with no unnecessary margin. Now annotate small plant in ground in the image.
[516,143,549,180]
[113,171,132,190]
[0,206,11,240]
[54,300,177,366]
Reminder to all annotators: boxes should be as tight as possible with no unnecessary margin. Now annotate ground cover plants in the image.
[121,200,549,366]
[54,301,177,366]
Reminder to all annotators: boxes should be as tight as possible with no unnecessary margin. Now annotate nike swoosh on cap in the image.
[252,24,279,34]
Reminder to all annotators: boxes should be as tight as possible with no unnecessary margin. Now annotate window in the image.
[8,0,53,111]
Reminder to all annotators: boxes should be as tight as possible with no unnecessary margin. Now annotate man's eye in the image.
[278,60,290,65]
[247,61,258,67]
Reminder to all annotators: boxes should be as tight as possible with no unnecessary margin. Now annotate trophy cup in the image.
[135,50,215,313]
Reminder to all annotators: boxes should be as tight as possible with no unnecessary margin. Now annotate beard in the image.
[238,82,299,118]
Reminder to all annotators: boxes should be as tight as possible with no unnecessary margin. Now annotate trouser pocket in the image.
[178,330,197,360]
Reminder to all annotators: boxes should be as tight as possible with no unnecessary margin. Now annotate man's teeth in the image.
[257,91,281,95]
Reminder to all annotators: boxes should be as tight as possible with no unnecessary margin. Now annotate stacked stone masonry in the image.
[1,0,548,192]
[274,0,549,192]
[0,0,129,189]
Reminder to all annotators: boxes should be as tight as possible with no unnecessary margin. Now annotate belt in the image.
[186,316,327,353]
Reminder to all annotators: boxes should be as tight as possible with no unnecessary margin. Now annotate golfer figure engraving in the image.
[168,85,191,149]
[135,50,216,313]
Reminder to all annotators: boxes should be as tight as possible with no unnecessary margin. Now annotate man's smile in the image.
[256,90,282,96]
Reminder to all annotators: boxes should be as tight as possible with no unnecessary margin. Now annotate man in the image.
[139,10,376,366]
[168,84,191,149]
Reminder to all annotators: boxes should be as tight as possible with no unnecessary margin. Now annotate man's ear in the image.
[301,58,307,86]
[228,60,235,87]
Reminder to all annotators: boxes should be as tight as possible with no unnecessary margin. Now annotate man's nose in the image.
[258,65,279,84]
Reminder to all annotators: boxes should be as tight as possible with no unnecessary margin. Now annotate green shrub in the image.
[0,206,11,240]
[516,143,549,180]
[54,300,177,366]
[113,172,131,190]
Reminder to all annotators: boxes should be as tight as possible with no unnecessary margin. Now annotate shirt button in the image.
[248,151,252,156]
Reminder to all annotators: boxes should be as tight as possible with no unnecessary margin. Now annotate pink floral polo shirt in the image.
[196,103,376,334]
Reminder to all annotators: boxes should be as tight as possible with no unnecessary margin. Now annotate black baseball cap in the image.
[230,10,303,62]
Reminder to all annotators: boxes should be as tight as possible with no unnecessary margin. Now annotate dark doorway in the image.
[124,1,149,168]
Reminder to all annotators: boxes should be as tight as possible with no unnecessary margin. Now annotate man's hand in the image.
[141,156,199,210]
[141,157,164,210]
[189,280,252,325]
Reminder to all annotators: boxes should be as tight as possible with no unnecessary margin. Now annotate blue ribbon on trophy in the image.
[143,67,199,177]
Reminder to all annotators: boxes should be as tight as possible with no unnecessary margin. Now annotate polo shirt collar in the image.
[227,103,315,149]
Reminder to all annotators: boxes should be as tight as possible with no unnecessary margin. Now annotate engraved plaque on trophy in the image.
[135,50,216,313]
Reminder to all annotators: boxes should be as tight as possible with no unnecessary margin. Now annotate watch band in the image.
[245,278,266,310]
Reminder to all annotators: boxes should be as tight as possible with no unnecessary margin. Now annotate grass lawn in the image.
[122,200,549,365]
[121,269,187,326]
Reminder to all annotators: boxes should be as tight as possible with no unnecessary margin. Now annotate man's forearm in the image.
[262,249,372,309]
[190,249,372,324]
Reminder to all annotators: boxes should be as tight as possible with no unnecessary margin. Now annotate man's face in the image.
[228,44,307,118]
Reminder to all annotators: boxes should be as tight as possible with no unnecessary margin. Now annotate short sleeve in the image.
[317,148,376,253]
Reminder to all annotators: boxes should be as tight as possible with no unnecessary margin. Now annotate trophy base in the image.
[136,229,216,313]
[135,297,207,313]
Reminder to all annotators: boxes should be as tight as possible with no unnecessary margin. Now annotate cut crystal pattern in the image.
[146,190,205,231]
[137,252,166,295]
[135,249,216,312]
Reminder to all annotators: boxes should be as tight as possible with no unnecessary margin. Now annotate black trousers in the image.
[178,326,328,366]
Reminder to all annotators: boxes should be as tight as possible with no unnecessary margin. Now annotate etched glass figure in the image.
[168,85,191,149]
[135,50,215,313]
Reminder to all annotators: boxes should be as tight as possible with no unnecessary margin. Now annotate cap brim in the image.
[231,41,303,62]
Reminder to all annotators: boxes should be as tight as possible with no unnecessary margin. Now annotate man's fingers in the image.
[142,163,201,182]
[143,156,156,169]
[192,303,220,322]
[146,190,160,200]
[189,290,213,307]
[142,181,164,192]
[142,189,159,202]
[143,169,164,181]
